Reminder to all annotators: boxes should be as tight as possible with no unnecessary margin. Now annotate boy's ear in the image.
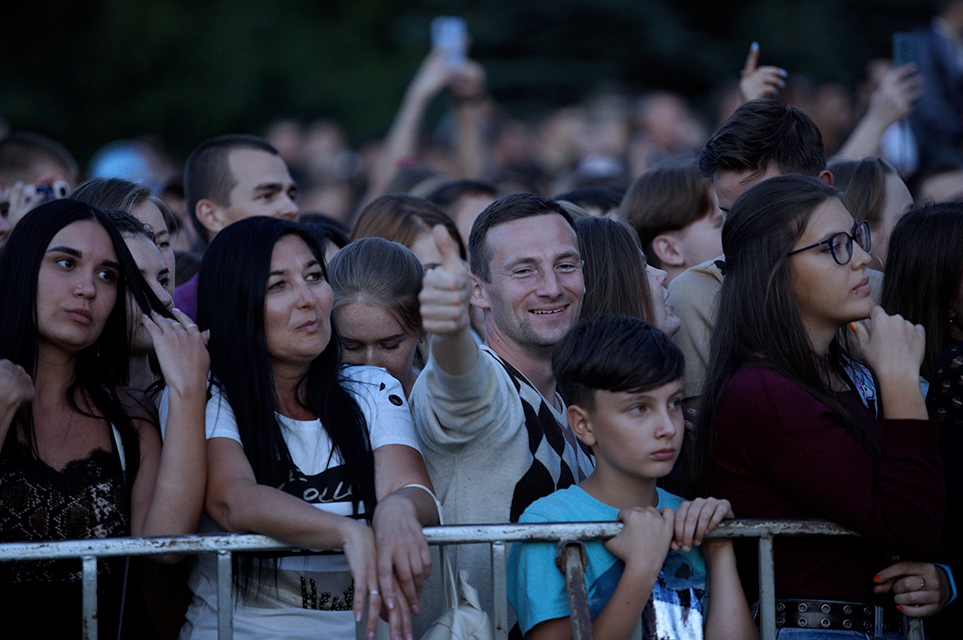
[567,405,597,447]
[651,234,685,268]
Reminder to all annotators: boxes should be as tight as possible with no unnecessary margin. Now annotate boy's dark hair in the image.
[469,193,574,282]
[621,156,714,268]
[553,315,684,410]
[699,99,826,179]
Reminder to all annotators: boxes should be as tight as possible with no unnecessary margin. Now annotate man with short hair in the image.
[412,192,594,630]
[174,134,298,320]
[700,99,832,212]
[670,99,833,405]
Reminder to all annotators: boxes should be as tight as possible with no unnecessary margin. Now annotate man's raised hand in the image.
[419,225,472,336]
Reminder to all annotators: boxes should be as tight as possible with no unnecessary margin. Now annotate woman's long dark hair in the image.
[690,175,878,495]
[0,199,171,487]
[197,217,376,515]
[880,202,963,378]
[575,216,655,324]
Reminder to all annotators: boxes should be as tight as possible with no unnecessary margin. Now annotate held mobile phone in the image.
[33,182,69,204]
[431,16,467,67]
[892,32,921,172]
[893,32,920,68]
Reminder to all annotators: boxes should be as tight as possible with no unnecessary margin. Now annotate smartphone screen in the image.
[893,32,920,68]
[431,16,467,67]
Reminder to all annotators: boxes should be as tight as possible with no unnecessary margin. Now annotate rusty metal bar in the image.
[491,541,509,640]
[82,555,98,640]
[907,617,924,640]
[0,519,859,562]
[557,540,594,640]
[0,519,865,640]
[216,550,233,640]
[758,535,776,640]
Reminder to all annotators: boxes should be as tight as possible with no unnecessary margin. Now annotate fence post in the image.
[906,617,924,640]
[758,534,776,640]
[216,549,233,640]
[556,540,594,640]
[491,541,509,640]
[82,555,98,640]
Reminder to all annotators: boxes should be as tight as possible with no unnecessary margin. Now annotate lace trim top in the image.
[0,439,130,583]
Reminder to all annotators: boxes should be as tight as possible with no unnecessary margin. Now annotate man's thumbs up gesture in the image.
[420,225,473,335]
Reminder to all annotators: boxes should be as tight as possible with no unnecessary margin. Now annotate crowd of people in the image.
[5,5,963,640]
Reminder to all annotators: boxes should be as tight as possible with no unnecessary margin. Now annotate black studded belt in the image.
[775,599,904,636]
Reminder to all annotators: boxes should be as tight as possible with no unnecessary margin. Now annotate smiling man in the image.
[411,193,595,631]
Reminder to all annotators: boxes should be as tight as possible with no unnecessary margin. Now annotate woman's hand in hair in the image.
[874,561,950,617]
[141,308,210,396]
[0,359,34,444]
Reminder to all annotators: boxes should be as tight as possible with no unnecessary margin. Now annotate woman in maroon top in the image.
[692,175,945,638]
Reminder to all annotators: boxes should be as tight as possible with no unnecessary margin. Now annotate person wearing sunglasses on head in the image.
[691,175,945,639]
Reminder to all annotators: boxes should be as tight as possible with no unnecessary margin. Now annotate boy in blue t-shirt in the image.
[509,315,757,640]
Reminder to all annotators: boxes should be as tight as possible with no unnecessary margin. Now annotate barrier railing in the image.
[0,519,924,640]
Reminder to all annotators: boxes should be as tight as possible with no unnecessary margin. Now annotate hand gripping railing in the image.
[0,519,924,640]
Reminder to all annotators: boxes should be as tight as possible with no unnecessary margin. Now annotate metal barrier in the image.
[0,519,924,640]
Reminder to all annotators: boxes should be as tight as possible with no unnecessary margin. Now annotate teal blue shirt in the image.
[508,485,707,639]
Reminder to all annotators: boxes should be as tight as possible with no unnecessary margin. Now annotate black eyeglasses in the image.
[788,220,872,266]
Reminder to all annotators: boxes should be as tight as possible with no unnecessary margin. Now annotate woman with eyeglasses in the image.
[691,175,944,639]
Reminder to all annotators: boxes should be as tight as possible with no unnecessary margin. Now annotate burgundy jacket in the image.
[706,363,944,603]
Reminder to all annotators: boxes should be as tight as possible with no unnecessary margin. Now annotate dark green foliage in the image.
[0,0,932,167]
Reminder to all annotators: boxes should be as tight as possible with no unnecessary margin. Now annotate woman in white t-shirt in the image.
[180,217,439,640]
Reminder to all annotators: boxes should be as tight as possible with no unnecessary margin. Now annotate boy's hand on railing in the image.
[874,560,950,617]
[605,506,674,577]
[672,497,733,553]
